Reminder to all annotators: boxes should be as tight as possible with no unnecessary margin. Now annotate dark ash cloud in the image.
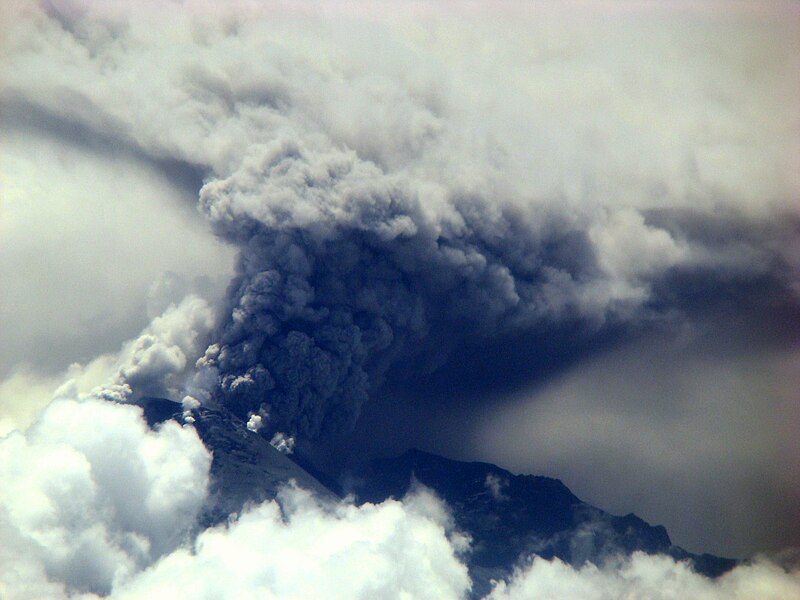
[2,0,799,566]
[203,169,617,437]
[201,146,799,440]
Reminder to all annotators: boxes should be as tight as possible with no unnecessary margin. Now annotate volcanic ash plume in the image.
[4,1,797,439]
[199,139,619,437]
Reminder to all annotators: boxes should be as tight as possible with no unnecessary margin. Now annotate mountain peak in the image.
[134,399,735,597]
[135,397,336,525]
[349,448,734,597]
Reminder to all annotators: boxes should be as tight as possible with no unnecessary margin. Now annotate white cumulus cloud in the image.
[0,395,211,598]
[487,553,800,600]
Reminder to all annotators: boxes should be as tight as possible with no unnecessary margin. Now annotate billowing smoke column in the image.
[197,138,610,438]
[199,133,799,438]
[178,7,800,438]
[4,0,796,440]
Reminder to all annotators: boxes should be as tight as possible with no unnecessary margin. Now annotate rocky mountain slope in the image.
[138,397,734,596]
[349,449,736,597]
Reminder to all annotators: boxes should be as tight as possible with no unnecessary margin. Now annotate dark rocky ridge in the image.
[138,397,336,526]
[349,449,736,597]
[137,398,735,597]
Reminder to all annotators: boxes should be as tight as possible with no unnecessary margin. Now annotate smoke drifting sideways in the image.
[3,1,798,439]
[123,2,800,439]
[200,155,621,437]
[200,132,800,439]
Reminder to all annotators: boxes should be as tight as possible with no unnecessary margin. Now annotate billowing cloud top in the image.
[10,0,794,437]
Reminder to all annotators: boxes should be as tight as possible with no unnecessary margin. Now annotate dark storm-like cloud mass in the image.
[198,111,798,440]
[203,164,615,437]
[1,1,800,594]
[4,2,797,419]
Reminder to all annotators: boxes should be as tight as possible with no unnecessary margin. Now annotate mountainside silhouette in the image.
[138,397,735,596]
[350,448,736,597]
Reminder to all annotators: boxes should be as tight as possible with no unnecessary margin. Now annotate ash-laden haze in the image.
[1,0,800,598]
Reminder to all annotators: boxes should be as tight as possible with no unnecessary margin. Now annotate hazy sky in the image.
[1,1,798,597]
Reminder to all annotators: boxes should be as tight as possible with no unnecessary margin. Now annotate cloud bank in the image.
[487,553,800,600]
[1,389,798,599]
[0,395,211,598]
